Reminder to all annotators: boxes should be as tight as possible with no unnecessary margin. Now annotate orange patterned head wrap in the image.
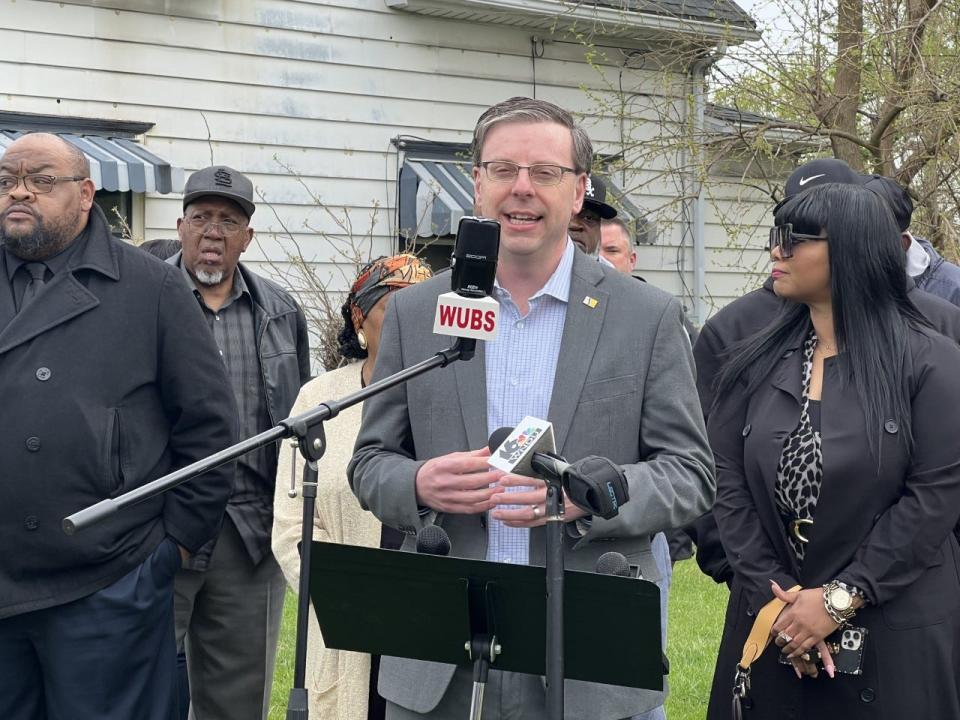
[349,254,433,332]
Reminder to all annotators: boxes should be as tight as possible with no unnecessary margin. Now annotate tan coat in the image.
[272,362,381,720]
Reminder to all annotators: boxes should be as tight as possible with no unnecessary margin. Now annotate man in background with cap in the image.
[568,174,617,256]
[170,165,311,720]
[689,158,960,585]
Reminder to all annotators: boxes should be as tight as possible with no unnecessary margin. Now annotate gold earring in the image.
[357,329,368,350]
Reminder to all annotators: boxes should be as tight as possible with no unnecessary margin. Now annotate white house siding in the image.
[0,0,769,333]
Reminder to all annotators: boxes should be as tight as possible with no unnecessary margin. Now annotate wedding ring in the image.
[532,505,541,518]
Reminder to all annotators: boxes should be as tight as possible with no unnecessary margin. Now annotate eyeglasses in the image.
[479,161,577,187]
[768,223,828,258]
[184,216,245,237]
[0,174,86,195]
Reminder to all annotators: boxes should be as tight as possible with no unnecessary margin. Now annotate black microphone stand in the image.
[62,338,477,720]
[538,468,566,719]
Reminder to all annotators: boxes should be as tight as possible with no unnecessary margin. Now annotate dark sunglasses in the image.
[768,223,828,258]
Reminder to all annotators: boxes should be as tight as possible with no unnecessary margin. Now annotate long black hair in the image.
[713,182,930,453]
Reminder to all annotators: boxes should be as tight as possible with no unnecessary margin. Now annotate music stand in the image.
[307,541,665,719]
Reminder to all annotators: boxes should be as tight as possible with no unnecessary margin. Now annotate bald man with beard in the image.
[0,133,237,720]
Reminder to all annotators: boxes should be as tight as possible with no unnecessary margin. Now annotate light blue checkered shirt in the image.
[485,241,574,564]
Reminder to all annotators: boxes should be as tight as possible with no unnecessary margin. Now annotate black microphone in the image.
[595,551,632,577]
[450,216,499,298]
[487,426,512,453]
[415,524,451,556]
[434,218,501,346]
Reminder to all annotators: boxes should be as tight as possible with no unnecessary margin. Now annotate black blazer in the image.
[691,278,960,583]
[0,207,238,619]
[706,324,960,719]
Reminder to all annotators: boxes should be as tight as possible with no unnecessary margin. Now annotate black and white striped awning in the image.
[0,130,183,194]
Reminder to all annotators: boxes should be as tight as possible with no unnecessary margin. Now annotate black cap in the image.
[582,175,618,220]
[774,158,863,213]
[862,175,913,231]
[784,158,862,197]
[183,165,255,218]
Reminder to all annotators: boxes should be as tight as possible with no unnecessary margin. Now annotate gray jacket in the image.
[349,250,715,719]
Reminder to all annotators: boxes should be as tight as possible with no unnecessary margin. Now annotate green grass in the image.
[269,558,728,720]
[270,590,299,720]
[664,559,728,720]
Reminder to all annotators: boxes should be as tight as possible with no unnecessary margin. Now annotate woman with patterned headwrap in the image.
[272,254,432,720]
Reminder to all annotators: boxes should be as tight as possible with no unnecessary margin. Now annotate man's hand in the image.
[178,545,190,567]
[491,474,590,527]
[415,448,504,515]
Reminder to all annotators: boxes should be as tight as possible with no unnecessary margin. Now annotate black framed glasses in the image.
[479,161,577,187]
[0,174,86,195]
[768,223,828,258]
[184,216,245,238]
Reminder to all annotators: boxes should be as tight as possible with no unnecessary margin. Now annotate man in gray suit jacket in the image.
[349,97,715,720]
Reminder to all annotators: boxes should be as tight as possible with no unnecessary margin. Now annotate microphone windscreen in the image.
[415,525,451,556]
[488,427,513,453]
[451,217,499,297]
[595,551,632,577]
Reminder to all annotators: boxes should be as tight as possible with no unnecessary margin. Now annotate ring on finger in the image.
[531,505,541,519]
[777,631,793,644]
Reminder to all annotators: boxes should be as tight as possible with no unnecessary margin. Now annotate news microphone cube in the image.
[488,417,556,476]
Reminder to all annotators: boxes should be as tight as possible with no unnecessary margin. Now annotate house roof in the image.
[706,104,786,126]
[385,0,761,43]
[594,0,755,31]
[705,104,825,152]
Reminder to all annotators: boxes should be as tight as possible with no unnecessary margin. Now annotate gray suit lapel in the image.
[454,342,488,449]
[548,254,608,454]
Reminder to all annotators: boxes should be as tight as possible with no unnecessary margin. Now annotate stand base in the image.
[286,687,308,719]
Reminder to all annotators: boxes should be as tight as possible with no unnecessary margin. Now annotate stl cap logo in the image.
[585,177,595,198]
[214,169,233,187]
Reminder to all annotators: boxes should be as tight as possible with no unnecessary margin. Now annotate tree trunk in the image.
[829,0,865,169]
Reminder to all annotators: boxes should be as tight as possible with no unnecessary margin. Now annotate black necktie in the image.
[20,262,47,311]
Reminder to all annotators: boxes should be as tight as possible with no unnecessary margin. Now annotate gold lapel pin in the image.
[582,296,598,309]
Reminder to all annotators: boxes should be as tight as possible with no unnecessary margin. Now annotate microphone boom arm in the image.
[62,336,476,534]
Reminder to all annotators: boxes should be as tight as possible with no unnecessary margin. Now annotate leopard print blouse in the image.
[774,332,822,563]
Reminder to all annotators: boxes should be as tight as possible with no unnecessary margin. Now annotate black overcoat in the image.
[691,279,960,584]
[0,207,238,619]
[706,323,960,720]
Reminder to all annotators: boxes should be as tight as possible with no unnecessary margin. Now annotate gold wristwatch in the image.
[822,580,857,625]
